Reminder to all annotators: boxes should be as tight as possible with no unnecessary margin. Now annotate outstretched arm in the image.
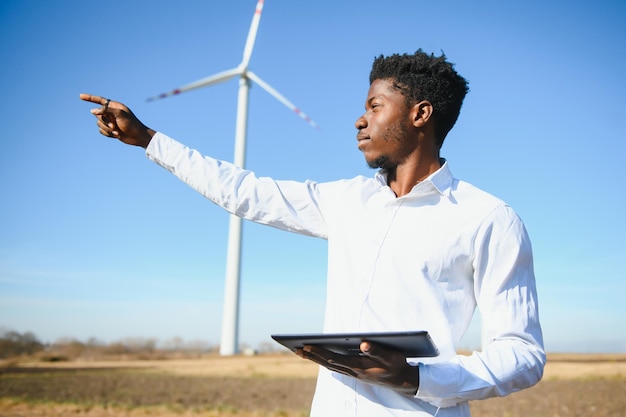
[80,94,156,148]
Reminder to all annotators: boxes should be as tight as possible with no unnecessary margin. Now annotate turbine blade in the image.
[147,67,242,102]
[247,71,319,129]
[241,0,264,68]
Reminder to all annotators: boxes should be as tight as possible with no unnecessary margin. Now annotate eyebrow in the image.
[366,95,383,107]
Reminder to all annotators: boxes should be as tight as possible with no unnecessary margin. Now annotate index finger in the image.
[79,93,107,105]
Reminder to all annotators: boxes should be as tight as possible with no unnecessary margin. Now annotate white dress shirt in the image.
[146,132,545,417]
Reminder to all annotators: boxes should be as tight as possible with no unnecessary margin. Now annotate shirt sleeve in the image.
[145,132,328,238]
[415,205,545,408]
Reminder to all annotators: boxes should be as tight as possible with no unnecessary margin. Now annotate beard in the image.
[366,122,410,170]
[368,155,392,170]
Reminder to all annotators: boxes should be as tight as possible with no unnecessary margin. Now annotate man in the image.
[81,49,545,416]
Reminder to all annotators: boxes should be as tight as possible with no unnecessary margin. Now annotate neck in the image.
[387,156,441,197]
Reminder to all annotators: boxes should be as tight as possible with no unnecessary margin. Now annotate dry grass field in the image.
[1,353,625,417]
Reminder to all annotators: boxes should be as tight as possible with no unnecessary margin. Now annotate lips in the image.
[356,134,370,151]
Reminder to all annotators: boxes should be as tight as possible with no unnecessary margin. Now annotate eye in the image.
[366,98,382,111]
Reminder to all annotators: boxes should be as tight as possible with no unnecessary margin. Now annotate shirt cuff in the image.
[415,362,461,408]
[145,131,167,159]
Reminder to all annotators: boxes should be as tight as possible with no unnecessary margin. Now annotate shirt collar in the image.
[374,158,454,197]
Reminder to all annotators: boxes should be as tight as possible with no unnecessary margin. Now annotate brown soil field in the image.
[1,353,625,417]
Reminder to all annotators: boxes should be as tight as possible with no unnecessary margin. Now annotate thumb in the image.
[361,341,406,363]
[360,341,383,358]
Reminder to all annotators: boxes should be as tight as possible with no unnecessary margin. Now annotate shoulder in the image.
[450,179,510,217]
[451,179,528,234]
[317,174,383,194]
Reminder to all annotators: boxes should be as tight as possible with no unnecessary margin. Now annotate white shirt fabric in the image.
[146,132,545,417]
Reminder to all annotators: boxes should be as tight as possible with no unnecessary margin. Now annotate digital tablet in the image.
[271,330,439,357]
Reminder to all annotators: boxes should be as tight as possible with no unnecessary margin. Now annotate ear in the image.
[411,100,434,128]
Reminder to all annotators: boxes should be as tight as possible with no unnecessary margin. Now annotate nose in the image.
[355,113,367,130]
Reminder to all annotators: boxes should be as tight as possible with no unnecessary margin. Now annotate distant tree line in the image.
[0,329,282,361]
[0,329,44,358]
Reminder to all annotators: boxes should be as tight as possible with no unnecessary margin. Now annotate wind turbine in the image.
[147,0,317,356]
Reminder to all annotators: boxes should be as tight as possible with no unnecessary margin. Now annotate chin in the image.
[365,158,381,169]
[367,155,392,170]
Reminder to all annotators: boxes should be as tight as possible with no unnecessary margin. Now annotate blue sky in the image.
[1,0,624,353]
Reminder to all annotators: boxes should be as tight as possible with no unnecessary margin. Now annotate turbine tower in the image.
[148,0,317,355]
